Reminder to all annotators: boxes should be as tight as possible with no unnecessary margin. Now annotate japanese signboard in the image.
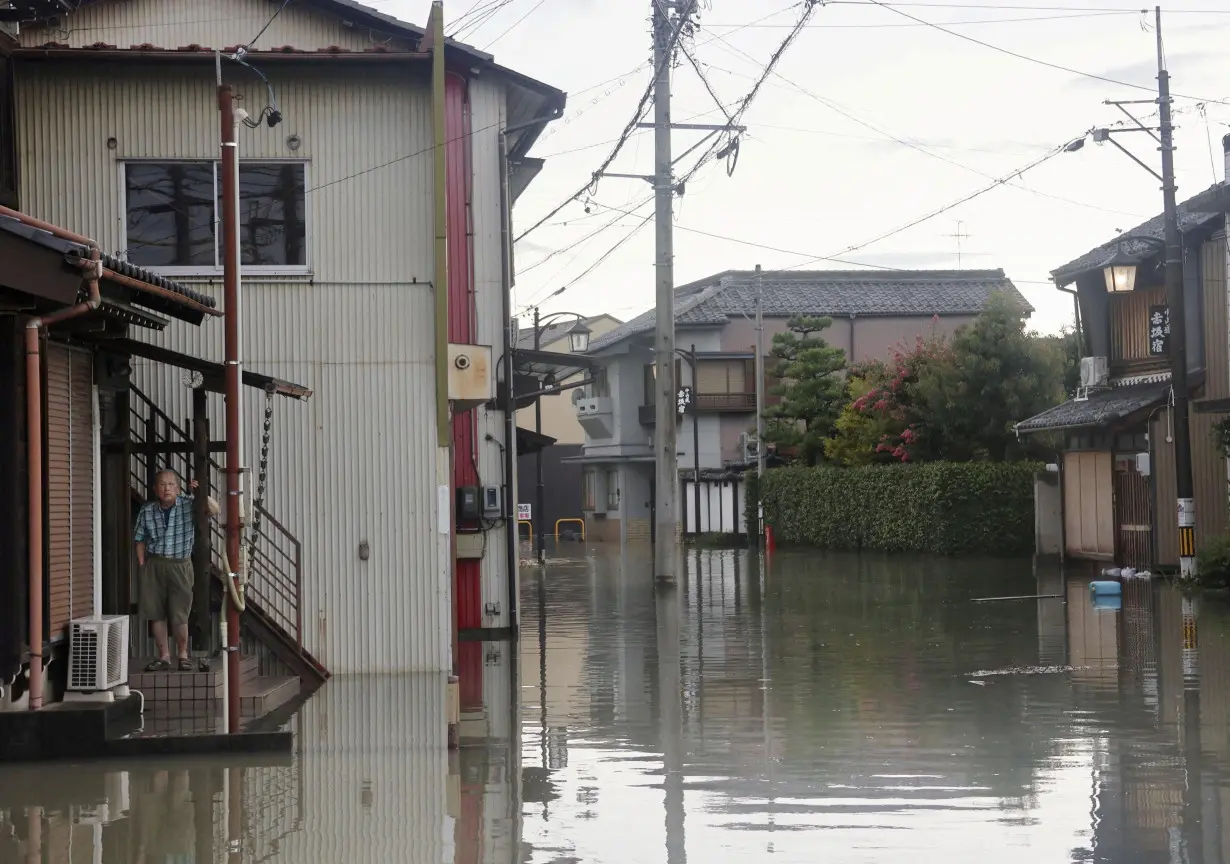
[517,503,532,520]
[677,386,694,416]
[1149,305,1170,357]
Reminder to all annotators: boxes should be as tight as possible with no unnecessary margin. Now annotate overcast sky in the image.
[381,0,1230,335]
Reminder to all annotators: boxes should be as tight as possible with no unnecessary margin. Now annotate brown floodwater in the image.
[2,545,1228,862]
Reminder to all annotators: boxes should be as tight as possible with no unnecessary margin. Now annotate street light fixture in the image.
[567,321,592,353]
[1101,237,1165,294]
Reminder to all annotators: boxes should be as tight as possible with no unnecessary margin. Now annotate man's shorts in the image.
[139,556,195,627]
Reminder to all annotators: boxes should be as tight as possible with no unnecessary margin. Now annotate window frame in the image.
[119,157,311,277]
[605,468,619,511]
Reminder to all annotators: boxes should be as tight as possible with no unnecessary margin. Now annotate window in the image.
[582,469,597,511]
[589,367,610,398]
[124,161,307,272]
[605,469,619,511]
[0,56,16,207]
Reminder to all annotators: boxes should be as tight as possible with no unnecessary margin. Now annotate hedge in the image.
[754,462,1040,557]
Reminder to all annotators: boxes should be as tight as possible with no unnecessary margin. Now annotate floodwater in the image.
[3,546,1230,862]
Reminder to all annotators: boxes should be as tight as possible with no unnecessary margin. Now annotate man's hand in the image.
[188,479,199,492]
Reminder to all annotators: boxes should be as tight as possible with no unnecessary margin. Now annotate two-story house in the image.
[4,0,565,714]
[1017,143,1230,571]
[575,268,1030,543]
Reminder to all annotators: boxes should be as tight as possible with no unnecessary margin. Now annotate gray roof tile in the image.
[1015,382,1170,433]
[1051,182,1227,284]
[588,269,1029,353]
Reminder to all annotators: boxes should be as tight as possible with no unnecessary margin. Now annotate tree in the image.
[912,292,1065,461]
[761,315,847,465]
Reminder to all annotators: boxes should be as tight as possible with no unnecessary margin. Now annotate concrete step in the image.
[240,676,299,719]
[128,655,259,703]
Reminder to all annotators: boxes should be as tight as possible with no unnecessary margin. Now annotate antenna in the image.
[945,220,971,269]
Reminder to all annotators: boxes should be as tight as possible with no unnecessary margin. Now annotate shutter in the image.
[726,360,747,393]
[696,362,726,394]
[45,344,95,640]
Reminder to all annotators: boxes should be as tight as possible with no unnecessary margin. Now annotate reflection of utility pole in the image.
[656,585,686,863]
[1181,595,1204,864]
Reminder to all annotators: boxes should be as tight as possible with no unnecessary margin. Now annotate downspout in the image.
[498,130,518,634]
[25,249,102,710]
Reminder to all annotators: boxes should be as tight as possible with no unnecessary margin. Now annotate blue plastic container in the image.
[1092,594,1122,611]
[1089,580,1122,597]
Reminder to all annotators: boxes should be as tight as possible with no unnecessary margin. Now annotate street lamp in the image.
[1101,237,1164,294]
[529,308,589,565]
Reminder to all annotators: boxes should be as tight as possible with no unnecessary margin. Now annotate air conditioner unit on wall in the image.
[67,616,130,694]
[1079,356,1109,389]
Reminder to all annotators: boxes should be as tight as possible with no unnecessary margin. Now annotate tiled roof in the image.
[515,315,615,351]
[588,269,1029,354]
[1051,182,1228,284]
[1015,382,1170,433]
[0,214,217,312]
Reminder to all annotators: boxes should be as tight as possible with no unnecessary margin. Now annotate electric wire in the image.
[244,0,294,50]
[862,0,1230,105]
[483,0,551,49]
[704,9,1141,28]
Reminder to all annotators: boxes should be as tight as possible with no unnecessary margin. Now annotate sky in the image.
[378,0,1230,335]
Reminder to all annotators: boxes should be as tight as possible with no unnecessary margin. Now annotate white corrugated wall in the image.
[16,0,415,52]
[15,57,463,673]
[470,78,515,635]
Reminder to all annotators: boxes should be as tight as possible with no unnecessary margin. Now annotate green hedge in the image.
[756,462,1040,557]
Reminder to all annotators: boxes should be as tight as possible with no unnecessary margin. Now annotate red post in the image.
[765,524,776,554]
[219,82,243,734]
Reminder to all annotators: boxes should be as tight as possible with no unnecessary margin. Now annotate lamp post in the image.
[1087,6,1196,578]
[529,309,591,564]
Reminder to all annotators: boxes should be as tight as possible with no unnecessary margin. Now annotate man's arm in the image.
[185,480,221,519]
[133,506,148,566]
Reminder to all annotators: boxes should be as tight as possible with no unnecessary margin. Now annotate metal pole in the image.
[754,264,765,540]
[653,0,678,584]
[219,81,243,734]
[691,346,700,538]
[498,130,519,634]
[1156,6,1196,578]
[534,307,546,564]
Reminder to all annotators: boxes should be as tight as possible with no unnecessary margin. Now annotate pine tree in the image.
[761,315,847,465]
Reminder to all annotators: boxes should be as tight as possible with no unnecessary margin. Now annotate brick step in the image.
[239,676,299,718]
[128,655,260,701]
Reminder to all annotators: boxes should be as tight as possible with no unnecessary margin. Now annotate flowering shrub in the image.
[758,461,1040,557]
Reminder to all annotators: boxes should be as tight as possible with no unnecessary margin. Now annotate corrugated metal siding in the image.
[1203,233,1229,399]
[17,0,415,52]
[16,61,454,672]
[469,78,511,634]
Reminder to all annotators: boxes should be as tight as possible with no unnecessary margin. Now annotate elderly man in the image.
[134,470,220,672]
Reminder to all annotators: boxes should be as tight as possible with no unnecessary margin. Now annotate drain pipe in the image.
[26,249,102,710]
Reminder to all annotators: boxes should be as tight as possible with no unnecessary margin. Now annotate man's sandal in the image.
[145,658,171,672]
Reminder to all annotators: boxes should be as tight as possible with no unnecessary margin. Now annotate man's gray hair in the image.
[154,469,182,486]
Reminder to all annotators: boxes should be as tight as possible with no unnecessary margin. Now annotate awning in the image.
[1015,383,1170,434]
[514,347,598,384]
[111,338,313,399]
[516,426,556,455]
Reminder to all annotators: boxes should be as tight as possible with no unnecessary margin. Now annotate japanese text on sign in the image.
[677,386,694,416]
[1149,305,1170,357]
[517,503,531,520]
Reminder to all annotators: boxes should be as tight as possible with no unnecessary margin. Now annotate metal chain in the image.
[246,388,275,552]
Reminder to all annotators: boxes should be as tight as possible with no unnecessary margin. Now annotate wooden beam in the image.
[105,440,226,455]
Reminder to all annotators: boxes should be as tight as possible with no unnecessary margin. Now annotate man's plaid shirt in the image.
[134,494,197,560]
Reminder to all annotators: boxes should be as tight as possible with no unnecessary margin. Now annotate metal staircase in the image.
[128,385,329,685]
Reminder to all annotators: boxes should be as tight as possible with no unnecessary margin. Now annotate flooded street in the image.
[4,546,1230,862]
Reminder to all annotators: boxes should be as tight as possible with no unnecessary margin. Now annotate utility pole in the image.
[533,306,546,565]
[752,260,762,477]
[218,70,244,734]
[652,0,678,584]
[1156,6,1196,579]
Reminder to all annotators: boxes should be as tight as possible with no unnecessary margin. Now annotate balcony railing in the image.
[639,392,757,425]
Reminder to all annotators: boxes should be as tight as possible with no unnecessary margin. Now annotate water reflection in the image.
[9,549,1230,862]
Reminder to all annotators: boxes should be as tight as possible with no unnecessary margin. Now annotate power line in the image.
[482,0,550,49]
[702,9,1140,28]
[861,0,1230,105]
[245,0,294,49]
[787,138,1082,268]
[698,30,1145,219]
[827,1,1230,12]
[519,214,655,313]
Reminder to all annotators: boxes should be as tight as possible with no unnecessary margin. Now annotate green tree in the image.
[913,292,1064,461]
[762,315,847,465]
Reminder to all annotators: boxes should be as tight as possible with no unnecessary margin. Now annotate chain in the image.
[246,388,275,552]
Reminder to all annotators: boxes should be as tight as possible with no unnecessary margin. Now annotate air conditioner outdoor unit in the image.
[67,616,130,694]
[1079,356,1109,389]
[740,432,762,462]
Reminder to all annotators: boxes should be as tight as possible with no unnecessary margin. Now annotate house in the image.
[574,268,1030,542]
[3,0,565,707]
[513,313,620,544]
[1016,143,1230,571]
